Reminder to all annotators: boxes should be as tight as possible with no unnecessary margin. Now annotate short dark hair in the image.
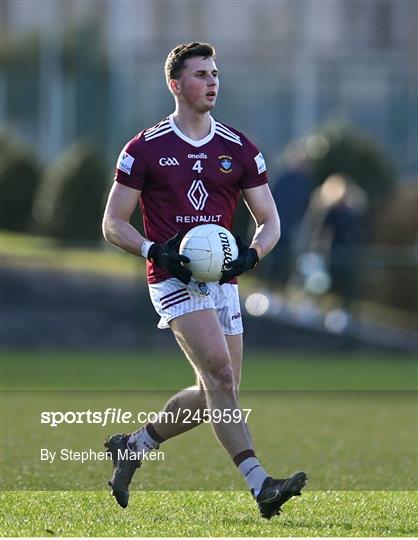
[164,42,216,83]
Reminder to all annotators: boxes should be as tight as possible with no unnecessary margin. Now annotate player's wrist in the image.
[249,243,262,264]
[250,242,263,259]
[140,240,154,260]
[248,248,259,269]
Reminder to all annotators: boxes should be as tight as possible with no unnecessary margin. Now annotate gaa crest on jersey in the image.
[197,282,209,296]
[219,155,233,174]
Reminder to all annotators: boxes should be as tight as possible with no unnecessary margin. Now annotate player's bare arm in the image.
[243,183,281,259]
[102,181,145,256]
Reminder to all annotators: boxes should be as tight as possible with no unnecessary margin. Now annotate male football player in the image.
[102,42,307,519]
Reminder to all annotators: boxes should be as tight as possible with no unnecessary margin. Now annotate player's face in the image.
[174,56,219,113]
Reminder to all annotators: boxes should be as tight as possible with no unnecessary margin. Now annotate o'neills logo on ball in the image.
[219,232,234,270]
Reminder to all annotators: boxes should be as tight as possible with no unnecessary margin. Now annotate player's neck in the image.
[172,108,212,141]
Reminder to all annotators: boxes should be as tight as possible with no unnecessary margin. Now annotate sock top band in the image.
[233,448,256,467]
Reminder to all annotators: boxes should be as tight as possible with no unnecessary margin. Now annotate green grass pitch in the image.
[1,350,417,536]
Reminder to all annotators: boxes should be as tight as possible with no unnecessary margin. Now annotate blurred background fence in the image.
[1,0,417,352]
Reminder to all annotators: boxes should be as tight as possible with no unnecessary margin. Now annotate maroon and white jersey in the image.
[114,114,268,283]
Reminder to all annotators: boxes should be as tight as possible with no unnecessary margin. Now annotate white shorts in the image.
[148,278,243,335]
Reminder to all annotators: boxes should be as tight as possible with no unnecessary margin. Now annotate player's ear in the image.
[169,78,180,95]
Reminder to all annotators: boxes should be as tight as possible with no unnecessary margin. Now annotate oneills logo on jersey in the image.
[187,153,208,160]
[254,152,267,174]
[219,155,233,174]
[116,151,135,175]
[187,180,208,210]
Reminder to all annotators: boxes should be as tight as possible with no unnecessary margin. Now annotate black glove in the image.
[219,236,259,284]
[148,232,192,285]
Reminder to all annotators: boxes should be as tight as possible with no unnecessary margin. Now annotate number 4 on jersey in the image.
[192,160,203,174]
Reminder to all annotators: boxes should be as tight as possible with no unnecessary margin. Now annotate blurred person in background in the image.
[102,42,306,519]
[296,173,368,309]
[269,140,315,284]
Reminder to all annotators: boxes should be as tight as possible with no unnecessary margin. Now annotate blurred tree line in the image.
[0,133,109,242]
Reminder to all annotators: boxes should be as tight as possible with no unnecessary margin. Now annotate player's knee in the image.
[205,363,235,394]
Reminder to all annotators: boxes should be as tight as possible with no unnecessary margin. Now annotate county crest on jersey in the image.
[114,114,268,284]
